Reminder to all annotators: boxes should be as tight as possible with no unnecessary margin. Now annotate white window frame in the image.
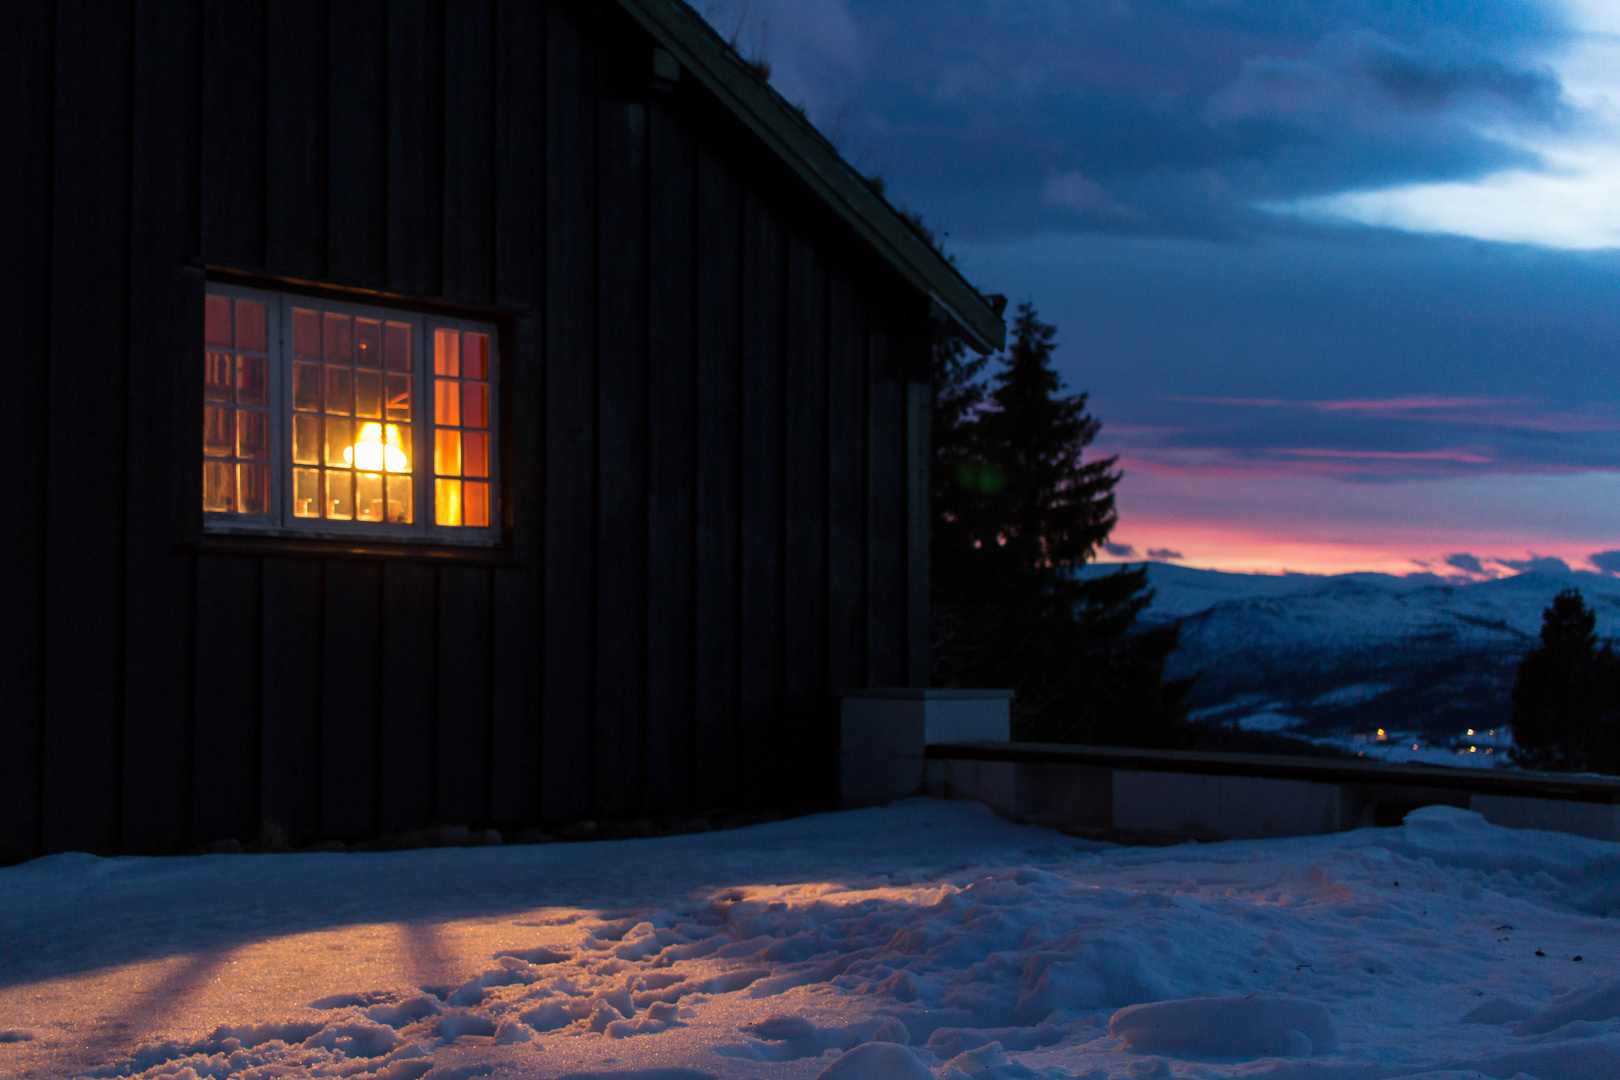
[202,283,501,546]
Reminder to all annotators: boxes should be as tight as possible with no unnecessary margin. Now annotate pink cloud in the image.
[1309,396,1510,412]
[1158,394,1620,433]
[1094,467,1620,576]
[1280,447,1493,464]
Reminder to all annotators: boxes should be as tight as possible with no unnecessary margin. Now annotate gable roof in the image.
[615,0,1007,353]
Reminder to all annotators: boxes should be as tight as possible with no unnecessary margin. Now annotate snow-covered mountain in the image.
[1079,562,1620,764]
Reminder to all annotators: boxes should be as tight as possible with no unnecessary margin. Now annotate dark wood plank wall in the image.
[1,0,938,862]
[0,2,56,866]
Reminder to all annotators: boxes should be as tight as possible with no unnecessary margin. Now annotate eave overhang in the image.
[615,0,1007,354]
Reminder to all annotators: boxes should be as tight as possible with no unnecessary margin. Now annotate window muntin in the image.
[432,328,493,528]
[202,285,499,544]
[202,294,273,516]
[290,307,417,524]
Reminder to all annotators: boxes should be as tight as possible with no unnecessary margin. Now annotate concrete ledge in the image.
[926,742,1620,843]
[926,741,1620,803]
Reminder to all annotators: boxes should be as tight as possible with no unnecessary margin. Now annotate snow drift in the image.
[1,799,1619,1079]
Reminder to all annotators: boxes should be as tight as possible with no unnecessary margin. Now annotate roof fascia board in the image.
[614,0,1006,353]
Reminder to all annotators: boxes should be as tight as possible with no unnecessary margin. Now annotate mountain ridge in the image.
[1079,561,1620,764]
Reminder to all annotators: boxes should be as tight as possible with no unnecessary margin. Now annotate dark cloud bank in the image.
[712,0,1620,563]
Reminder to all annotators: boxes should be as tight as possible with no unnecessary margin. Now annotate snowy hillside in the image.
[4,800,1620,1080]
[1082,562,1620,763]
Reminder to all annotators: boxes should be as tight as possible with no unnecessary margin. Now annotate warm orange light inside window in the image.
[344,422,410,473]
[203,292,491,537]
[291,307,416,524]
[433,328,492,528]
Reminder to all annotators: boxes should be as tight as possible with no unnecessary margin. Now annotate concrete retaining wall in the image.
[925,743,1620,844]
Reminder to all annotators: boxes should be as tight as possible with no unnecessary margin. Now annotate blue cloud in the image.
[1445,553,1487,574]
[1495,555,1572,574]
[718,0,1576,242]
[1104,542,1139,557]
[1590,551,1620,575]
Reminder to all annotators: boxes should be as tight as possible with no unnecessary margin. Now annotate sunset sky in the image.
[702,0,1620,577]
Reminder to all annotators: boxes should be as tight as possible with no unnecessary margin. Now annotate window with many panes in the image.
[203,284,499,543]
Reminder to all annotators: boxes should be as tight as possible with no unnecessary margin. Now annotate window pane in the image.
[237,463,270,514]
[349,421,385,470]
[203,404,234,457]
[462,333,487,380]
[435,378,460,426]
[356,471,385,522]
[236,300,267,352]
[292,413,320,465]
[435,428,461,476]
[355,369,382,419]
[324,312,352,364]
[462,430,488,478]
[325,365,353,415]
[205,294,232,347]
[236,408,269,460]
[463,481,489,528]
[462,381,488,429]
[386,474,413,523]
[293,467,320,517]
[292,361,321,411]
[385,374,412,421]
[386,423,412,473]
[204,351,234,402]
[355,318,382,368]
[325,469,353,519]
[435,478,462,526]
[434,328,459,377]
[292,308,321,358]
[236,354,267,406]
[385,322,411,371]
[202,459,233,512]
[325,417,353,467]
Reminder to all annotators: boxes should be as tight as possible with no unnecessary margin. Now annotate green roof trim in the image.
[615,0,1007,353]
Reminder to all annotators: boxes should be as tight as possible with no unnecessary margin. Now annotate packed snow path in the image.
[3,801,1620,1079]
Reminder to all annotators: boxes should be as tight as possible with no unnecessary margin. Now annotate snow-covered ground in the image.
[4,799,1620,1080]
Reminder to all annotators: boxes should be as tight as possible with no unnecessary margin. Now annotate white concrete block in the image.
[923,695,1012,744]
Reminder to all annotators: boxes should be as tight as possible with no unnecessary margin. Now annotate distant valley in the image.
[1079,562,1620,766]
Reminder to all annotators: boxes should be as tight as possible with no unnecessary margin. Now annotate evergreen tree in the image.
[1510,589,1620,773]
[932,303,1193,745]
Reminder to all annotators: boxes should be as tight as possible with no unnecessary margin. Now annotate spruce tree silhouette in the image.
[931,303,1192,746]
[1510,589,1620,773]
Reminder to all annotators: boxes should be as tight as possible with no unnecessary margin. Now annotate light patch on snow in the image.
[3,800,1620,1079]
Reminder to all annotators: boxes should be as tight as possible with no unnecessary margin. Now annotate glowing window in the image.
[432,328,493,528]
[202,295,272,516]
[201,284,499,543]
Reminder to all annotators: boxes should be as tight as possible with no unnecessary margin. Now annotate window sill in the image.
[187,532,525,567]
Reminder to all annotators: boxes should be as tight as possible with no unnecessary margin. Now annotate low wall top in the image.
[926,740,1620,805]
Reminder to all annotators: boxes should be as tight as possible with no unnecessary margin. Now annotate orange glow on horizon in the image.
[1096,518,1611,577]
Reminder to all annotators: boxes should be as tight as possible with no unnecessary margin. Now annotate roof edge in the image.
[615,0,1006,353]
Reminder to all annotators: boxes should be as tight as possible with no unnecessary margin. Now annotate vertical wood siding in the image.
[1,0,936,861]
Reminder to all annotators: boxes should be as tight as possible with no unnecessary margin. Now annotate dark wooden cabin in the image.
[0,0,1003,863]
